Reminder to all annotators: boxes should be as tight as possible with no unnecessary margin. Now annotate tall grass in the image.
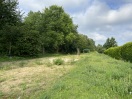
[38,52,132,99]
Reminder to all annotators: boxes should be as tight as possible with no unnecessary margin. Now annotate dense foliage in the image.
[0,0,21,28]
[121,42,132,62]
[96,44,105,53]
[104,42,132,62]
[104,47,121,60]
[0,1,96,56]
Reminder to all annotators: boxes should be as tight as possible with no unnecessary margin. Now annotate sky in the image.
[18,0,132,45]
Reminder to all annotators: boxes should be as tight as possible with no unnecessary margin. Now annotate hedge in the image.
[121,42,132,62]
[104,42,132,62]
[104,46,121,60]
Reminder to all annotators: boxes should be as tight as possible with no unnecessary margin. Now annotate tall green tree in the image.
[0,0,21,29]
[0,2,97,56]
[103,37,118,49]
[24,11,42,30]
[0,0,21,55]
[40,5,78,53]
[87,38,96,51]
[14,24,41,56]
[0,25,21,55]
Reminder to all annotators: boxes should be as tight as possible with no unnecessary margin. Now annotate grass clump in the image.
[53,58,64,65]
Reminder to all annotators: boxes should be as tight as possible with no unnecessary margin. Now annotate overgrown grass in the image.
[37,52,132,99]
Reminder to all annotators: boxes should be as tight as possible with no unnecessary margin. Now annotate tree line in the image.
[0,0,96,56]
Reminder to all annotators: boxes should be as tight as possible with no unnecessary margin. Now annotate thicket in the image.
[104,42,132,62]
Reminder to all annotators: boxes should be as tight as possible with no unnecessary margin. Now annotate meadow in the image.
[0,52,132,99]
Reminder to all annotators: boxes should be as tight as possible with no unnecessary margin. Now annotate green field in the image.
[0,52,132,99]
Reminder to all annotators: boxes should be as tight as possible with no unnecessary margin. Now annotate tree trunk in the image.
[77,47,80,55]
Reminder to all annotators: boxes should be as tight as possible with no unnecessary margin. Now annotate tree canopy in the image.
[103,37,118,49]
[0,3,96,56]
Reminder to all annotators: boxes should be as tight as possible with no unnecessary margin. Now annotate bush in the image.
[97,47,105,53]
[104,46,121,60]
[53,58,64,65]
[121,42,132,62]
[83,49,90,53]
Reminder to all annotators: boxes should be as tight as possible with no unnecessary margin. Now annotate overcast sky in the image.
[18,0,132,45]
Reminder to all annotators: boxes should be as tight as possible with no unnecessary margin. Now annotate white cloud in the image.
[88,33,107,45]
[72,1,132,45]
[74,1,132,27]
[107,4,132,24]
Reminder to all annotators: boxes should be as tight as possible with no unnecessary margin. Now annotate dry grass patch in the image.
[0,54,80,98]
[0,65,73,98]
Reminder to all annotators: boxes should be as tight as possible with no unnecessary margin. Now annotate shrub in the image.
[96,44,105,53]
[53,58,64,65]
[97,47,105,53]
[104,46,121,60]
[83,49,90,53]
[121,42,132,62]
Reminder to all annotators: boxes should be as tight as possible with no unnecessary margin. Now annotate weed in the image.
[53,58,64,65]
